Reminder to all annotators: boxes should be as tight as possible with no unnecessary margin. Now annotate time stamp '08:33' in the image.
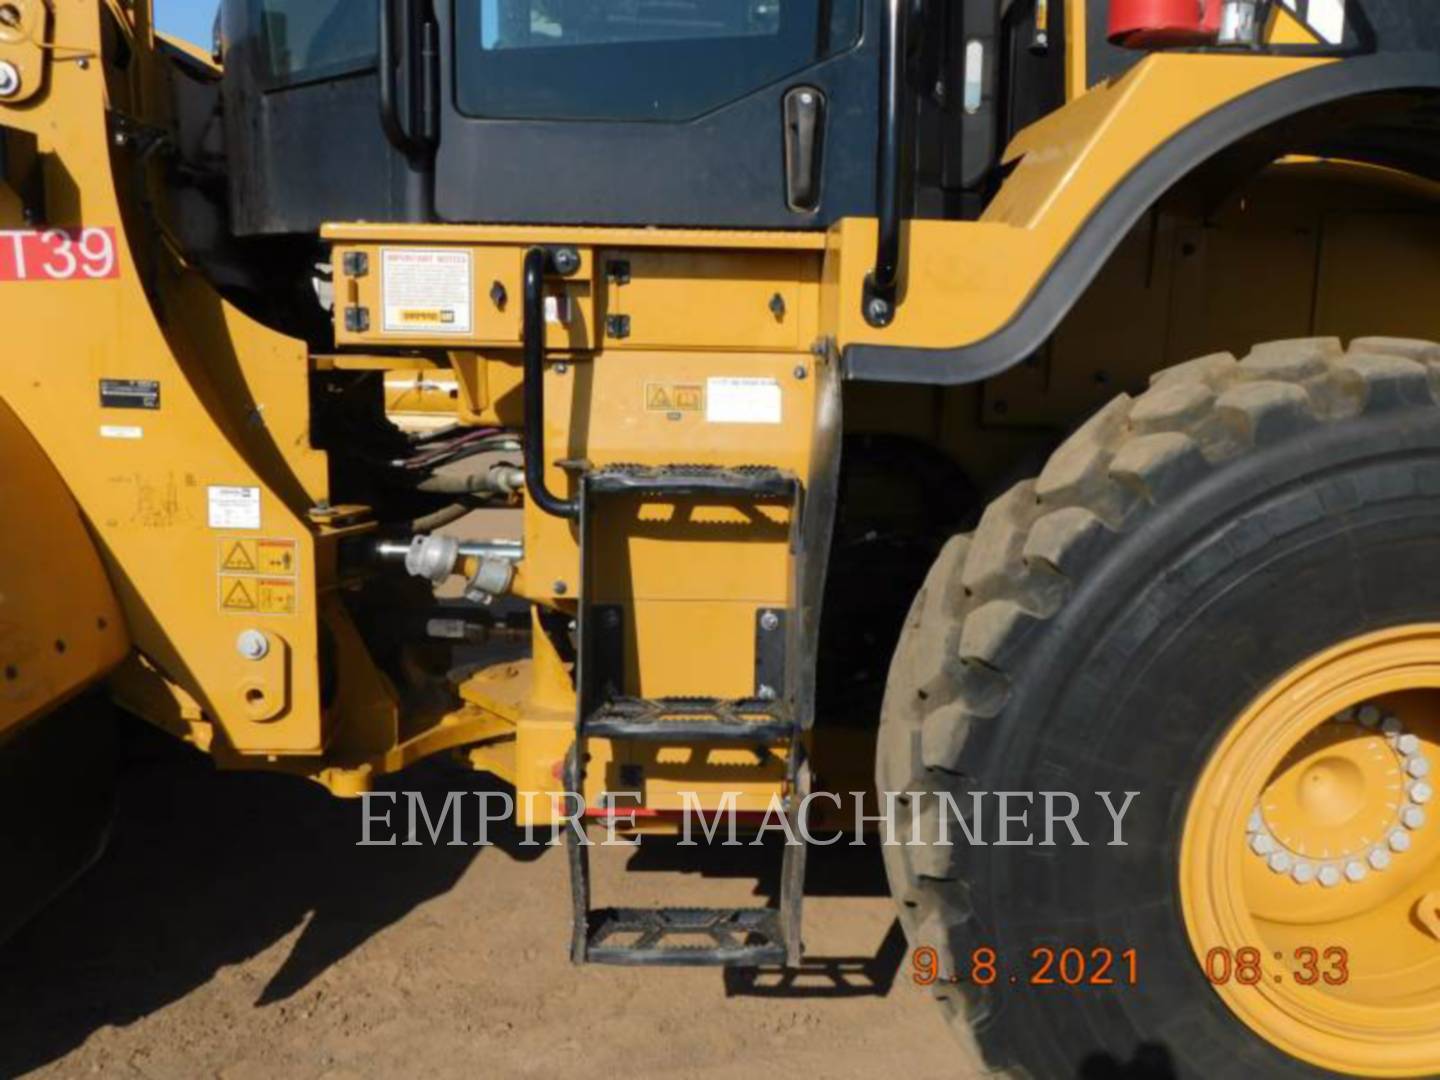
[911,946,1351,987]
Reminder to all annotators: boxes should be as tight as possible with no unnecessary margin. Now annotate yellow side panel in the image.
[0,2,347,756]
[0,400,128,739]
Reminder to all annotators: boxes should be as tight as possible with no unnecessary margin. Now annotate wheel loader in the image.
[4,0,1440,1074]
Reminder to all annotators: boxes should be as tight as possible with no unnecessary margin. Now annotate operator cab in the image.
[220,0,880,234]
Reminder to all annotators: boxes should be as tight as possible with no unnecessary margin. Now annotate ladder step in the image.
[587,464,798,500]
[587,907,787,967]
[583,697,796,743]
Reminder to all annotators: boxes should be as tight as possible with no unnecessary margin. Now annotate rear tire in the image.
[877,337,1440,1078]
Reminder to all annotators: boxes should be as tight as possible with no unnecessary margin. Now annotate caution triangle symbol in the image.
[223,579,256,611]
[223,542,256,572]
[648,386,672,410]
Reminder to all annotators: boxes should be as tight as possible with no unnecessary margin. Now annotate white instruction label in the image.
[706,377,782,425]
[100,425,143,440]
[208,486,261,530]
[381,248,473,335]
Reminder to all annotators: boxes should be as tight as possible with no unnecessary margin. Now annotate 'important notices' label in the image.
[706,377,783,425]
[382,248,473,335]
[208,486,261,530]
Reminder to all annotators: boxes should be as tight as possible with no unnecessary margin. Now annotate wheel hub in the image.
[1246,706,1433,887]
[1181,626,1440,1077]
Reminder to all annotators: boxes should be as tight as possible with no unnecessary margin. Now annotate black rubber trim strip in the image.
[842,52,1440,386]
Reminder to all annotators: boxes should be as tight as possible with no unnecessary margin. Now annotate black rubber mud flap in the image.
[0,695,116,944]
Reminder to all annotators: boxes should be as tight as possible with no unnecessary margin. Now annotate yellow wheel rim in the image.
[1181,626,1440,1077]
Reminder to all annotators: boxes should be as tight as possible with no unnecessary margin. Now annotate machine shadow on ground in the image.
[0,714,902,1075]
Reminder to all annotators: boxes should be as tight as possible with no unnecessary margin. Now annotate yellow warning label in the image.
[218,538,300,615]
[221,576,257,612]
[219,576,297,615]
[645,382,704,413]
[218,538,298,576]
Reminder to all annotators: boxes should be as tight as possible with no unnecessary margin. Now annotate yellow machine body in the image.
[0,0,1435,824]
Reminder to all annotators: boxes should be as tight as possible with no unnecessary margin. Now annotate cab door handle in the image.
[783,86,826,213]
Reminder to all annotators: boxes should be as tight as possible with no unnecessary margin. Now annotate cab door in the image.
[433,0,877,228]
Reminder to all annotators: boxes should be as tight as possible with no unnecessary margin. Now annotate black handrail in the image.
[379,0,432,159]
[862,0,910,328]
[523,248,580,520]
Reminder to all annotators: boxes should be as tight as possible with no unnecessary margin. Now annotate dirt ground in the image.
[0,716,973,1080]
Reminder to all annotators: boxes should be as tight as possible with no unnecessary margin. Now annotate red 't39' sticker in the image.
[0,228,119,281]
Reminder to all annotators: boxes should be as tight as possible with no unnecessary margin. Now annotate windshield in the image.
[454,0,861,122]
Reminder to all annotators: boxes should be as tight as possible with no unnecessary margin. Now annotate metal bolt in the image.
[760,611,780,632]
[0,61,21,99]
[554,581,569,596]
[76,57,89,70]
[865,297,892,326]
[769,293,786,320]
[554,362,569,375]
[237,630,270,661]
[758,684,778,701]
[551,247,581,276]
[490,280,508,309]
[793,365,808,381]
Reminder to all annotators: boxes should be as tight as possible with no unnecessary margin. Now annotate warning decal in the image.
[219,577,296,615]
[381,248,473,335]
[645,382,704,414]
[217,538,299,616]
